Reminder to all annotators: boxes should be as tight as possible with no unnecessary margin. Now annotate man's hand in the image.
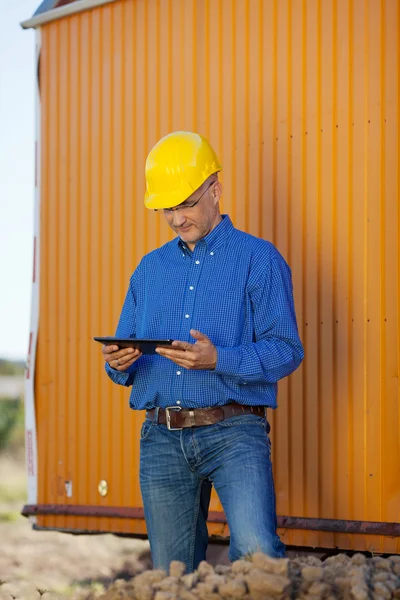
[155,329,217,370]
[102,345,142,371]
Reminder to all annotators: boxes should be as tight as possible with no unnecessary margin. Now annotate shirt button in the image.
[176,371,181,375]
[195,260,200,264]
[210,252,214,256]
[185,314,190,318]
[176,400,181,404]
[189,286,194,290]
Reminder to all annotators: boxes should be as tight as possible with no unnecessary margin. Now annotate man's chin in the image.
[179,230,196,242]
[180,234,200,249]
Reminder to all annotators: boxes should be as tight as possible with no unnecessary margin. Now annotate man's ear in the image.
[212,181,222,205]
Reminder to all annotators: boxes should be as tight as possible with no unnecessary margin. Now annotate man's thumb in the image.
[190,329,209,342]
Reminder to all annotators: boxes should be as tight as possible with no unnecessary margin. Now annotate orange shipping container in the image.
[22,0,400,554]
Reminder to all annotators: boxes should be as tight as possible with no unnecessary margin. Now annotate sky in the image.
[0,0,40,360]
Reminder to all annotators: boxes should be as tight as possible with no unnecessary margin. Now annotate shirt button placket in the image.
[183,247,204,332]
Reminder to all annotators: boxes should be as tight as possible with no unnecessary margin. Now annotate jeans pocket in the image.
[140,419,153,441]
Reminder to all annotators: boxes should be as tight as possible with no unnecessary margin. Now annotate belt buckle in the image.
[165,406,183,430]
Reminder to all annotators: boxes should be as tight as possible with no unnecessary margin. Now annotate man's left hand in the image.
[155,329,217,370]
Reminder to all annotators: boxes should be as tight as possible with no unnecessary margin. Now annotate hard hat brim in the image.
[144,166,222,210]
[144,190,187,210]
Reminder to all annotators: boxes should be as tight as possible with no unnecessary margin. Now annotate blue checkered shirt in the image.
[105,215,304,410]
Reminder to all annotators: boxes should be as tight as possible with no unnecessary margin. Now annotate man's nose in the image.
[172,211,187,226]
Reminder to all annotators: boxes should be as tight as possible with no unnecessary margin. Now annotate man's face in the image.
[162,177,222,250]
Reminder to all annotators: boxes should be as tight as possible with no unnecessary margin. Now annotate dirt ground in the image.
[0,454,151,599]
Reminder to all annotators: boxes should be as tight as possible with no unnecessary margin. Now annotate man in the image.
[102,131,304,572]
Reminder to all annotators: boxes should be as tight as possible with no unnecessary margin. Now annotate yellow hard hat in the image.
[144,131,222,209]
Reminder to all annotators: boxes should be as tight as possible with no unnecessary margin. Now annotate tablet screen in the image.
[94,337,173,354]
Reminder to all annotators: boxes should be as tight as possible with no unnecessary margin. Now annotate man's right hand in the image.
[102,345,142,371]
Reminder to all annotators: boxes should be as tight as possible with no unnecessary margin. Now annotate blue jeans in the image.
[139,412,285,572]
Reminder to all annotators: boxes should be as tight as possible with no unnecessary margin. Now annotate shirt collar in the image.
[177,215,234,255]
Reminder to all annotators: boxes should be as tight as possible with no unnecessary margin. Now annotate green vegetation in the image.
[0,397,27,517]
[0,476,26,504]
[0,374,27,519]
[0,510,21,523]
[0,397,24,451]
[0,359,25,376]
[0,359,25,454]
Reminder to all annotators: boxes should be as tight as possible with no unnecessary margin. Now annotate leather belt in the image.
[145,402,266,430]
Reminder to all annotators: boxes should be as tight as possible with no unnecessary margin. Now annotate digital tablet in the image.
[94,337,173,354]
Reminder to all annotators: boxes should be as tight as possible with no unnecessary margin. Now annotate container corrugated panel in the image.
[35,0,399,552]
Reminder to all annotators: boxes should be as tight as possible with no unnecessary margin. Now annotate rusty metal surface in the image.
[22,504,400,537]
[22,504,146,519]
[277,517,400,537]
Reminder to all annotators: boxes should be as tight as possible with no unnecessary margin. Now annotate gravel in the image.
[85,552,400,600]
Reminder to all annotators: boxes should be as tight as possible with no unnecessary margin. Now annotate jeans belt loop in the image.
[150,406,159,424]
